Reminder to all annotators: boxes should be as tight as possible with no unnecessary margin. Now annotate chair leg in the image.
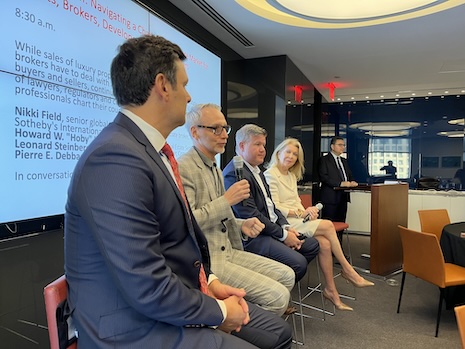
[435,288,444,337]
[339,229,356,301]
[296,281,306,343]
[293,261,333,323]
[303,259,334,318]
[331,229,356,301]
[285,312,303,347]
[397,272,406,313]
[343,229,353,266]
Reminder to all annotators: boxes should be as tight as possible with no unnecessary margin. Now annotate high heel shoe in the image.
[341,271,374,288]
[322,289,353,311]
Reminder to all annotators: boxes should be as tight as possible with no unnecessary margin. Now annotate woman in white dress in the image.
[264,138,374,311]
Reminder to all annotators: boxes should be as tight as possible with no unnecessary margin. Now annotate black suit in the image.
[318,153,354,222]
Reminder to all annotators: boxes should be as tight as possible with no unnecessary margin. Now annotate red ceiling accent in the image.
[294,85,303,102]
[329,82,336,100]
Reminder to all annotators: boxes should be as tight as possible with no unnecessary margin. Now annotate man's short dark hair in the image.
[330,136,344,145]
[110,35,186,107]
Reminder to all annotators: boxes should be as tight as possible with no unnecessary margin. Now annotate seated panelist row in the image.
[223,128,373,311]
[64,35,292,349]
[178,103,296,317]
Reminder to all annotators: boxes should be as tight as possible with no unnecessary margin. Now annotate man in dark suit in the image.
[223,124,319,282]
[318,136,358,225]
[64,35,291,349]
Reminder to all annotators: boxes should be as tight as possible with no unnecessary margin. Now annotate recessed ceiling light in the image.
[227,82,257,102]
[349,121,421,131]
[238,0,465,28]
[292,124,347,136]
[428,92,432,95]
[227,108,258,119]
[449,118,465,126]
[365,130,409,137]
[437,131,464,138]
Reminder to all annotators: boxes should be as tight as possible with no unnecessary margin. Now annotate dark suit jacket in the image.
[223,160,287,241]
[65,113,223,348]
[318,153,354,205]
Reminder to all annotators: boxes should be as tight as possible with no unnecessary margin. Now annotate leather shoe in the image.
[284,306,297,315]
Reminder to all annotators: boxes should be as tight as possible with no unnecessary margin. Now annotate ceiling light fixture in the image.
[227,108,258,119]
[350,121,421,131]
[236,0,465,28]
[437,130,464,138]
[448,118,465,126]
[365,130,410,137]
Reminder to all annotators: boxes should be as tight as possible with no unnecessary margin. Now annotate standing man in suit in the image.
[64,35,291,349]
[223,124,320,282]
[178,104,295,316]
[318,136,358,241]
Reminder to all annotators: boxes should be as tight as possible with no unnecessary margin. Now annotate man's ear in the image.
[190,125,199,140]
[154,73,169,100]
[238,141,245,152]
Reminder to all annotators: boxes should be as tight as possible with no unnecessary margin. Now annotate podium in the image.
[343,183,408,276]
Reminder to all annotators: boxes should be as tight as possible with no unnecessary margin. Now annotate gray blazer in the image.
[178,147,245,276]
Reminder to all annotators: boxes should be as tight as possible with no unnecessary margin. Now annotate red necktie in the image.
[161,143,188,207]
[161,143,210,296]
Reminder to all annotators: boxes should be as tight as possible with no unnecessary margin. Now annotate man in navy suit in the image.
[318,136,358,224]
[64,35,291,349]
[223,124,319,282]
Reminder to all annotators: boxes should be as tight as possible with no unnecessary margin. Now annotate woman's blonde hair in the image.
[267,138,305,180]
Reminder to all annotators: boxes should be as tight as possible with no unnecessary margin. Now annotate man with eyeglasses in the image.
[178,104,296,318]
[318,136,358,241]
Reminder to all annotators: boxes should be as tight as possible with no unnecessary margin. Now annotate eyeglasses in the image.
[334,143,346,147]
[196,125,232,135]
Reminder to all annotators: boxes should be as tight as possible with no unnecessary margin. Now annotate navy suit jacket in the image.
[223,160,287,241]
[318,153,354,205]
[65,113,223,348]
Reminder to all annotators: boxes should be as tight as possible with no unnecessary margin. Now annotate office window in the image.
[368,138,411,178]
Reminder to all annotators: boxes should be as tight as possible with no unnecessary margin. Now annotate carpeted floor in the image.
[287,233,462,349]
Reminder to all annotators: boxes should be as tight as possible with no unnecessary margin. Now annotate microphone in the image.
[233,155,247,206]
[302,203,323,223]
[233,155,244,181]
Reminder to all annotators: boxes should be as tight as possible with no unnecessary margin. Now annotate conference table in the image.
[440,222,465,308]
